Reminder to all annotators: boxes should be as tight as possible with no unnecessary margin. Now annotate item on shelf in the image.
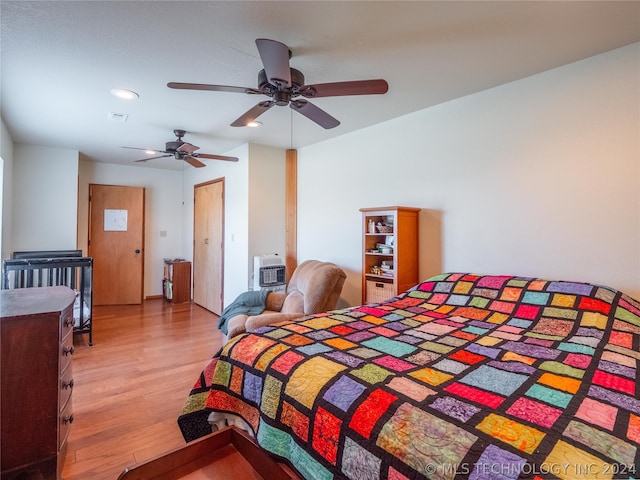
[365,280,395,303]
[376,223,393,233]
[376,243,393,254]
[368,218,376,234]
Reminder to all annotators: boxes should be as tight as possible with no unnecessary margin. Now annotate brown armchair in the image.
[226,260,346,339]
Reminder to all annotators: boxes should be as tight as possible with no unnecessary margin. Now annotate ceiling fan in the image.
[123,129,238,168]
[168,38,389,129]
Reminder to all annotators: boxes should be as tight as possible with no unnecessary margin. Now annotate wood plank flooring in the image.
[61,299,223,480]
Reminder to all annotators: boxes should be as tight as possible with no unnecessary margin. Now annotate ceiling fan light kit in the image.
[168,38,389,129]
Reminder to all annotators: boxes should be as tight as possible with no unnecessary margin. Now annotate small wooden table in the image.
[117,427,300,480]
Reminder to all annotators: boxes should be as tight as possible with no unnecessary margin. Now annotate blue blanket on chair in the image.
[216,289,270,334]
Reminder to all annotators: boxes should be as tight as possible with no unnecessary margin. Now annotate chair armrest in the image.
[226,314,249,339]
[245,312,306,332]
[265,291,287,311]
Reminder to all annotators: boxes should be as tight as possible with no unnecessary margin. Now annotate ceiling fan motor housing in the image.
[165,140,184,152]
[166,129,186,152]
[258,68,305,90]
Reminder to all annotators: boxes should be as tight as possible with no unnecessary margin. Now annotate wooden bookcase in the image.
[360,206,420,304]
[163,260,192,303]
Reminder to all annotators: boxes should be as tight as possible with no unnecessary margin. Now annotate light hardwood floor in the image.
[61,299,223,480]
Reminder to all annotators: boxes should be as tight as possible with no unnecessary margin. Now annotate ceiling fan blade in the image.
[197,153,239,162]
[184,156,206,168]
[290,99,340,129]
[176,143,199,154]
[122,146,166,153]
[167,82,261,95]
[134,154,171,163]
[299,79,389,98]
[255,38,291,87]
[231,100,275,127]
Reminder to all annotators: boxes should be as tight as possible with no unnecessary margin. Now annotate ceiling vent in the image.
[107,112,129,122]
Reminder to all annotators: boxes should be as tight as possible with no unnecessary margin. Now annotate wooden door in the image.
[193,179,224,314]
[89,184,145,305]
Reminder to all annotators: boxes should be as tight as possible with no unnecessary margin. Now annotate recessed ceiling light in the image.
[110,88,139,100]
[246,121,262,128]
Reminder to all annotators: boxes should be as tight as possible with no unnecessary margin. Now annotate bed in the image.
[178,273,639,480]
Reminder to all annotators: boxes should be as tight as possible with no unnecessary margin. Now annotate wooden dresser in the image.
[1,286,76,480]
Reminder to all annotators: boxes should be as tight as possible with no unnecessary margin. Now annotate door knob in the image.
[135,249,141,254]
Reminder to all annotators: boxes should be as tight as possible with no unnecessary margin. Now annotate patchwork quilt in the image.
[178,273,640,480]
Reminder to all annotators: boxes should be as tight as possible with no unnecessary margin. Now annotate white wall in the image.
[248,143,286,287]
[0,118,14,261]
[13,144,78,251]
[297,43,640,305]
[78,159,183,298]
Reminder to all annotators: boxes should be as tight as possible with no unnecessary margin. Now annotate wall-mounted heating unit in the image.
[253,254,286,292]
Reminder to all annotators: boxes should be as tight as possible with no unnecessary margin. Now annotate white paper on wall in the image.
[104,209,128,231]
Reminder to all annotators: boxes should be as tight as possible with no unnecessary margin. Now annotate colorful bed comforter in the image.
[178,273,640,480]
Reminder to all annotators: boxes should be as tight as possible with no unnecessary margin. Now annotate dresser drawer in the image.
[60,329,74,374]
[59,368,74,413]
[61,307,74,340]
[59,396,74,449]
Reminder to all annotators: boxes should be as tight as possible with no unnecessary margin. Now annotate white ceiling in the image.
[2,1,639,170]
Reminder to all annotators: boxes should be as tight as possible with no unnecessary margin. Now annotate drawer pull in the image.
[62,346,75,356]
[63,414,74,425]
[64,317,74,328]
[63,379,75,390]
